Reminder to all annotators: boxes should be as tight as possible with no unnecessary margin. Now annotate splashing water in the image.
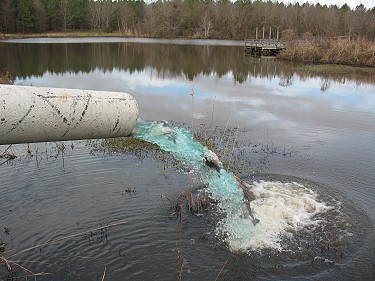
[133,119,333,251]
[224,181,334,251]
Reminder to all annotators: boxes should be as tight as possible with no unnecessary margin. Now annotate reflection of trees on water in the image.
[0,42,374,89]
[320,78,331,92]
[296,69,375,91]
[0,43,291,84]
[278,75,293,87]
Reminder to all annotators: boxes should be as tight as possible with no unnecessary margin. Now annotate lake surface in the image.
[0,38,374,280]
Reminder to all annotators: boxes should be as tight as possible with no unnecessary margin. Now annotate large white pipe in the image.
[0,85,139,145]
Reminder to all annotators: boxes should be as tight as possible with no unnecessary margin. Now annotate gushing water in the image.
[133,119,333,251]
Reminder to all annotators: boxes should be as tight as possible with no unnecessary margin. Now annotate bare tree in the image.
[101,0,116,32]
[88,0,116,32]
[3,0,375,40]
[201,10,213,39]
[281,29,297,41]
[60,0,72,32]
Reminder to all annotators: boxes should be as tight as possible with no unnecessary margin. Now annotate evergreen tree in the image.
[15,0,36,32]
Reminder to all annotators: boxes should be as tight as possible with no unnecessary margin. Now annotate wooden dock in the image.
[244,39,286,57]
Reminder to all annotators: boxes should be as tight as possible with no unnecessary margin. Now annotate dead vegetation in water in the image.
[0,142,74,170]
[167,190,217,281]
[162,188,212,217]
[0,145,17,166]
[163,190,230,281]
[191,122,295,177]
[0,221,127,280]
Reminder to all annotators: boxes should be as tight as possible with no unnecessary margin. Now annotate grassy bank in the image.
[300,64,375,74]
[278,39,375,68]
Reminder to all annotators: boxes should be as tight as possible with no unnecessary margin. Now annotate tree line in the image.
[1,0,375,40]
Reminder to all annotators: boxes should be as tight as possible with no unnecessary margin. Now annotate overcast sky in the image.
[283,0,374,8]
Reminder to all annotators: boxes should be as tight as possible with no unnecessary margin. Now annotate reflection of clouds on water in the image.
[16,66,375,137]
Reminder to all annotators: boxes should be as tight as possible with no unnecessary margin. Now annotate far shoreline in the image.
[1,31,375,75]
[0,36,244,47]
[0,31,244,46]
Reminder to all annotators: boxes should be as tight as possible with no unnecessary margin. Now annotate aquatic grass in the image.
[99,137,161,154]
[301,64,375,75]
[87,136,184,174]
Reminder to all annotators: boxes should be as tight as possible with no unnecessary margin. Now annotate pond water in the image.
[0,38,374,280]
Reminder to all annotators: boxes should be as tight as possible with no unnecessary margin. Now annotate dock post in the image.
[277,27,279,40]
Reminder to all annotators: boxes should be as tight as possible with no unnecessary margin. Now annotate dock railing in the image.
[244,39,287,49]
[244,39,287,56]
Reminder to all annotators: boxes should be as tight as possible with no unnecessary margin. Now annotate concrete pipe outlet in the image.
[0,85,139,145]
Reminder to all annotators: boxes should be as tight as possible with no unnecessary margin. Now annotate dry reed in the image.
[101,267,107,281]
[190,81,195,131]
[0,71,14,84]
[214,259,228,281]
[177,202,183,281]
[278,38,375,67]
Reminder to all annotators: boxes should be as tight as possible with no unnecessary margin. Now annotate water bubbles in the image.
[224,180,334,252]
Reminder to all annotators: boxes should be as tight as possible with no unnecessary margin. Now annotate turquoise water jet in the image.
[133,119,245,208]
[133,119,334,251]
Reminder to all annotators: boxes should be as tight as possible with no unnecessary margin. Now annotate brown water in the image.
[0,38,374,280]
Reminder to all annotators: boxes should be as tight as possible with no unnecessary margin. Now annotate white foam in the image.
[217,180,333,252]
